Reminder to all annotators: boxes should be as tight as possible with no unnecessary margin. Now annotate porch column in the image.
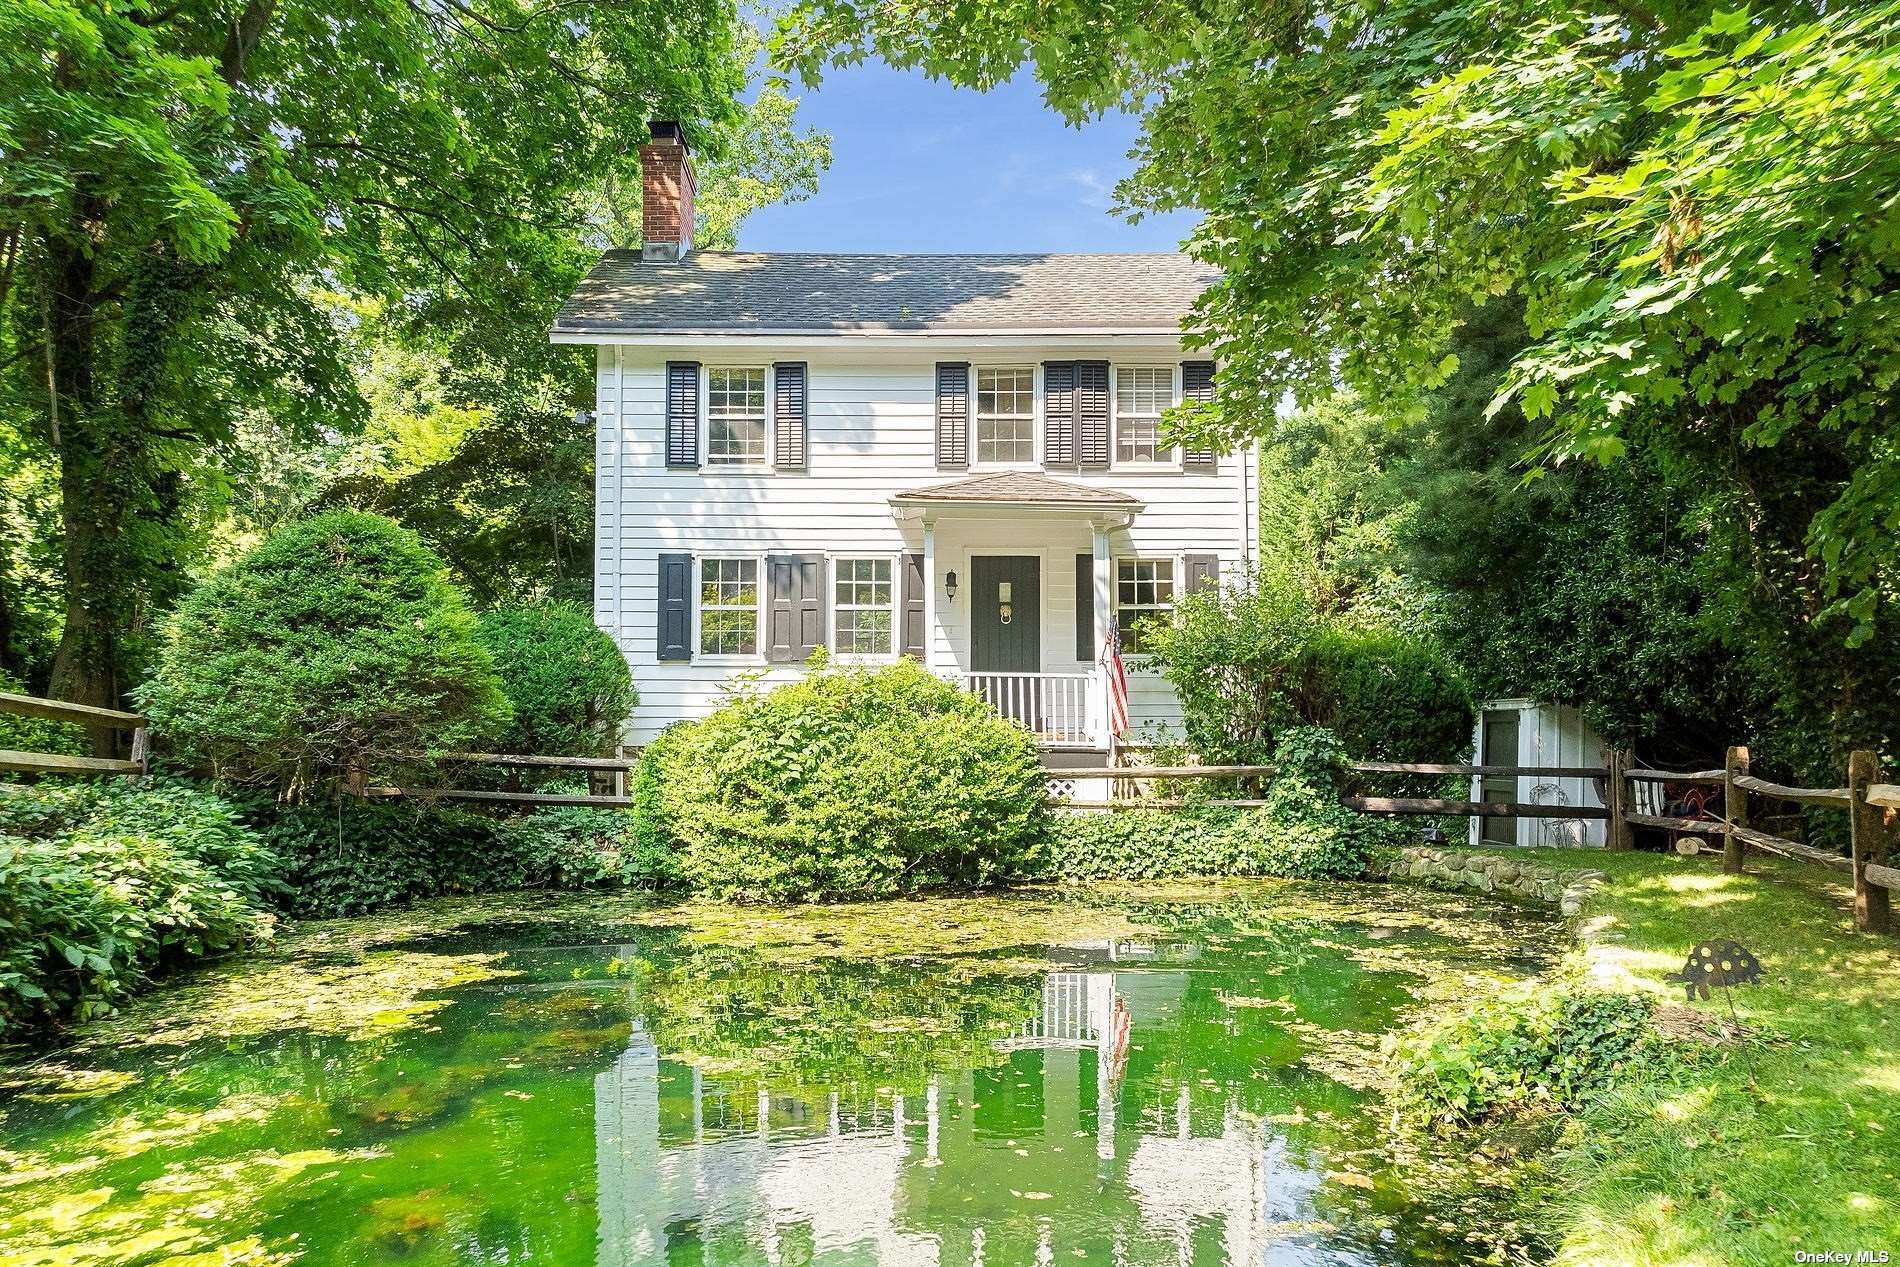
[1091,522,1112,645]
[1092,521,1112,745]
[922,515,937,670]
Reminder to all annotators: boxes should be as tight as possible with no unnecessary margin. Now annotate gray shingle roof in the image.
[891,472,1144,510]
[554,251,1217,335]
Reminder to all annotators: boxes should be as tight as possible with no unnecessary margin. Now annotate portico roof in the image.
[889,472,1145,514]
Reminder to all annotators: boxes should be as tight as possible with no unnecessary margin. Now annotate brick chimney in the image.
[639,121,695,262]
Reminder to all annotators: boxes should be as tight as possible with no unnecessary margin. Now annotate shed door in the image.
[1480,708,1521,845]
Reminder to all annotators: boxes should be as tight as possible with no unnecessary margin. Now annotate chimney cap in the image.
[647,120,686,145]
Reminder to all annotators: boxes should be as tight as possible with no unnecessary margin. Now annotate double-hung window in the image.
[975,367,1035,464]
[1114,367,1175,464]
[707,368,768,465]
[1115,559,1175,653]
[699,557,759,655]
[833,557,895,656]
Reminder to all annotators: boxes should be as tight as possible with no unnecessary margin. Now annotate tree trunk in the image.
[44,243,199,746]
[42,233,127,739]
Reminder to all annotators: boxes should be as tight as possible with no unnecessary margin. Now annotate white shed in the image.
[1470,699,1610,848]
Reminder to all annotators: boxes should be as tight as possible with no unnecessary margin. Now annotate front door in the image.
[971,556,1042,673]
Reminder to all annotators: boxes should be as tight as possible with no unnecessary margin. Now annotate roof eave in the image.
[549,326,1191,343]
[888,494,1147,516]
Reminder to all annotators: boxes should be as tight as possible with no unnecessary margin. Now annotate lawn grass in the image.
[1445,844,1900,1265]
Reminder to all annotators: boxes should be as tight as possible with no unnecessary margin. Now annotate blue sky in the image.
[738,64,1200,253]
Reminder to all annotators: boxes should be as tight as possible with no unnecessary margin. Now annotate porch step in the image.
[1040,748,1111,770]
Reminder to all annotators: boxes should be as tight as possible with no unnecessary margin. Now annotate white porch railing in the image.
[959,670,1103,746]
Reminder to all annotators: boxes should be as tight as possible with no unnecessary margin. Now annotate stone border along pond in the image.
[1381,845,1608,917]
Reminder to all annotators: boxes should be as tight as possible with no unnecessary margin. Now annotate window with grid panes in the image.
[706,368,767,465]
[975,367,1035,464]
[1115,559,1175,652]
[833,558,895,655]
[699,558,758,655]
[1115,367,1174,463]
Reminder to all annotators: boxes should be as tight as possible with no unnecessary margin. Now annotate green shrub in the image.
[1393,985,1656,1128]
[254,797,676,918]
[1138,568,1473,771]
[138,511,510,800]
[628,729,675,858]
[1247,726,1404,878]
[1038,728,1397,882]
[1137,567,1317,766]
[0,779,279,1039]
[1296,626,1473,764]
[1038,808,1249,880]
[651,659,1049,903]
[500,807,681,891]
[476,602,636,756]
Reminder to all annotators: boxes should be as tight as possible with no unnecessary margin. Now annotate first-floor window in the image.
[1116,558,1175,653]
[834,557,895,655]
[699,557,758,655]
[707,367,767,465]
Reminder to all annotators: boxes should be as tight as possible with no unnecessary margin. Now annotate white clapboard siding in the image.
[595,345,1256,745]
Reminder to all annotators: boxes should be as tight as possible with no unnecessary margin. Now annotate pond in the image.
[0,882,1564,1267]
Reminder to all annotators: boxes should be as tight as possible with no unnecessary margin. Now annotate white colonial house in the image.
[554,124,1256,765]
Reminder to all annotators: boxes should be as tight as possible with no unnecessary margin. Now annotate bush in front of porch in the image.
[1137,568,1473,770]
[648,658,1049,903]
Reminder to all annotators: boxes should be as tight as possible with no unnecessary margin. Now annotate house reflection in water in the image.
[593,943,1341,1266]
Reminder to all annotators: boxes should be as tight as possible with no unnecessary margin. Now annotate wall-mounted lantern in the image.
[944,570,958,603]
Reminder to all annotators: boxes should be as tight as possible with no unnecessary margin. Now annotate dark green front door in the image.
[971,556,1041,673]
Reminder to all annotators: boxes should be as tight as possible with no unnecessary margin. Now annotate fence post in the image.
[1848,749,1892,935]
[1723,745,1750,875]
[129,725,151,780]
[1606,748,1633,852]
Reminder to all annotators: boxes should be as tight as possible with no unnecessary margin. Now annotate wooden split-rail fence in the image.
[0,692,150,778]
[3,689,1891,934]
[1058,747,1895,935]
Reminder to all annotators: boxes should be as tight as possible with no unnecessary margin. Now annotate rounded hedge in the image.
[649,659,1050,903]
[138,511,509,799]
[476,602,636,756]
[1296,626,1474,763]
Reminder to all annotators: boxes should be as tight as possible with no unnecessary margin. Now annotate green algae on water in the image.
[0,881,1565,1267]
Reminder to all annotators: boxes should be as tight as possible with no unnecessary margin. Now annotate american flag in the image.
[1100,620,1130,737]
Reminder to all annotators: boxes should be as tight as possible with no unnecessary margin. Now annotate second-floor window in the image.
[1115,367,1175,464]
[707,367,767,465]
[976,367,1035,464]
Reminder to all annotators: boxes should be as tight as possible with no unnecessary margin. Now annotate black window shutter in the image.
[901,552,927,660]
[1043,361,1076,470]
[1184,553,1220,595]
[1076,361,1110,469]
[767,554,825,663]
[657,553,692,661]
[1181,360,1217,471]
[1075,553,1095,660]
[665,362,700,469]
[935,363,969,470]
[773,362,807,470]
